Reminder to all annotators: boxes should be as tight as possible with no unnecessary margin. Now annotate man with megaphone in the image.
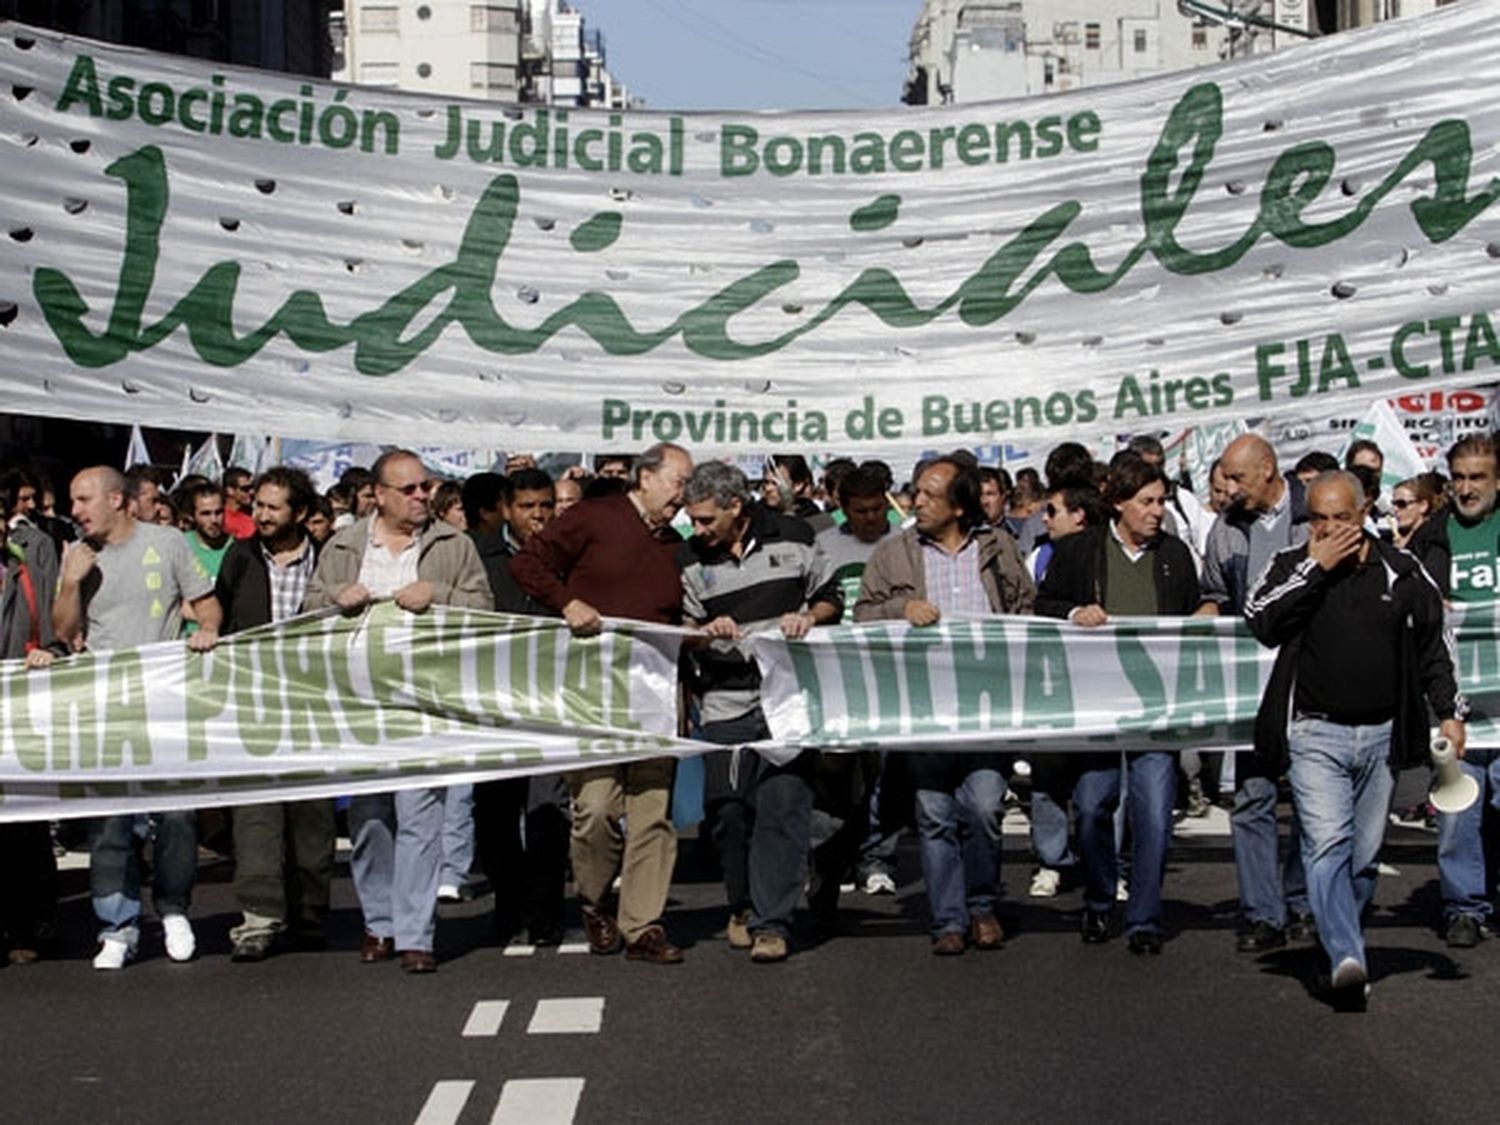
[1245,470,1466,1011]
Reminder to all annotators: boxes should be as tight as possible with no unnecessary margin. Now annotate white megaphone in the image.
[1430,737,1480,815]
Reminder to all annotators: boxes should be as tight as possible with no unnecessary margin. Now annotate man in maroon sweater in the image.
[510,442,694,963]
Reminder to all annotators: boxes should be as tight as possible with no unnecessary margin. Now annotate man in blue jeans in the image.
[1037,453,1209,954]
[681,463,841,963]
[1247,471,1465,1010]
[855,456,1034,955]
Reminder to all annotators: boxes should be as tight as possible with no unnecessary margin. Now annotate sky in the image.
[575,0,920,112]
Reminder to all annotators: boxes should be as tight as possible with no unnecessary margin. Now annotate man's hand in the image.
[562,598,603,636]
[24,649,54,670]
[702,616,740,640]
[187,627,220,652]
[1441,717,1467,760]
[60,540,98,585]
[335,583,373,612]
[904,599,941,627]
[1070,604,1109,628]
[1308,523,1363,571]
[1193,602,1220,617]
[393,580,435,614]
[779,611,813,640]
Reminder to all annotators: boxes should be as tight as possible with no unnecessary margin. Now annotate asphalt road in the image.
[0,809,1491,1125]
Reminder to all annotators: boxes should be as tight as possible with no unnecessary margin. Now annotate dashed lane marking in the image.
[461,1000,510,1038]
[527,997,604,1035]
[490,1078,585,1125]
[502,944,537,957]
[414,1080,475,1125]
[556,942,591,955]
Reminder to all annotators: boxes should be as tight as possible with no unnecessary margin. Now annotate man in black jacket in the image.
[1037,454,1207,954]
[1246,471,1465,1009]
[214,466,335,961]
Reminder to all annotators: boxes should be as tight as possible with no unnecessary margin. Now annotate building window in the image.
[470,62,517,90]
[1134,29,1147,53]
[361,5,398,32]
[1192,26,1207,49]
[472,5,517,33]
[1085,22,1100,50]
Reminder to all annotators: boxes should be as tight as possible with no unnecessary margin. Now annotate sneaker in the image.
[162,914,196,962]
[1327,957,1370,1012]
[1116,877,1130,903]
[93,933,137,971]
[437,883,463,903]
[1029,867,1061,898]
[230,933,275,963]
[750,933,789,962]
[1445,913,1483,949]
[863,871,897,896]
[726,911,752,950]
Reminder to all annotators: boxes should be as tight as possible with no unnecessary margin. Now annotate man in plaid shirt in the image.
[213,466,333,962]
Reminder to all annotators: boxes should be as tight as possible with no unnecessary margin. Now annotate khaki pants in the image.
[566,758,677,943]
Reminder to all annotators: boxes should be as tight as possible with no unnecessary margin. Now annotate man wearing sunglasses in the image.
[304,449,492,973]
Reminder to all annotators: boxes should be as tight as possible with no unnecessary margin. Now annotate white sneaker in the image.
[93,933,137,970]
[863,872,897,896]
[437,883,462,903]
[162,913,196,962]
[1116,877,1130,903]
[1029,867,1061,898]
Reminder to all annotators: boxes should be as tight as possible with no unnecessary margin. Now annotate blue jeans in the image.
[912,754,1006,937]
[1436,745,1500,922]
[702,709,815,939]
[1028,754,1076,870]
[350,787,447,952]
[1231,759,1309,927]
[1287,718,1395,973]
[440,783,475,888]
[1074,751,1176,935]
[89,812,197,941]
[856,752,906,881]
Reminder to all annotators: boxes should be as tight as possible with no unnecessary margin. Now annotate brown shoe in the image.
[359,932,395,963]
[583,910,623,956]
[625,924,684,964]
[6,947,39,966]
[970,911,1005,950]
[931,931,966,956]
[750,933,788,963]
[399,949,436,974]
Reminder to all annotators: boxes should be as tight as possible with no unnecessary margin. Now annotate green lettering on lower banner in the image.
[51,654,101,770]
[278,628,345,751]
[1168,621,1227,730]
[4,662,50,771]
[1115,624,1167,731]
[368,615,427,741]
[951,622,1012,731]
[1022,623,1074,729]
[327,617,383,746]
[185,642,231,761]
[234,635,287,756]
[100,651,152,766]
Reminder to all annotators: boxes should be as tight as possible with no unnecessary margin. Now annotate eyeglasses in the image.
[1390,499,1417,509]
[381,480,434,496]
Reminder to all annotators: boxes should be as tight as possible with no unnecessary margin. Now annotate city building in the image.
[332,0,633,106]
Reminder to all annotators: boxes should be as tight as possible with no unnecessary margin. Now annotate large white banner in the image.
[1,6,1499,453]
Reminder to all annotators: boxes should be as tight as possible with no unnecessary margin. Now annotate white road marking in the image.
[414,1080,475,1125]
[490,1078,585,1125]
[527,997,604,1035]
[556,942,590,955]
[502,944,537,957]
[461,1000,510,1037]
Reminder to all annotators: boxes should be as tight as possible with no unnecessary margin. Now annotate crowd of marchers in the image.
[2,424,1494,1011]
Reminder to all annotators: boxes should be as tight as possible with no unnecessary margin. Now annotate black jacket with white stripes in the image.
[1244,535,1466,772]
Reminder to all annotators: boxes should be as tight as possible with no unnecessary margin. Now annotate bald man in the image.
[1201,433,1313,953]
[54,465,222,971]
[1246,471,1464,1010]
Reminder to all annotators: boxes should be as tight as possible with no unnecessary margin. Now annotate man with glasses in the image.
[304,450,492,973]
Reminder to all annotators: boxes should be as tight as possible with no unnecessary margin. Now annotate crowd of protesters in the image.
[0,423,1491,1011]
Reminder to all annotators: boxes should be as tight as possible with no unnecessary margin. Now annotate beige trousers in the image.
[566,757,678,942]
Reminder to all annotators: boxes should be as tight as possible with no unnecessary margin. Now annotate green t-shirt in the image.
[1447,510,1500,602]
[185,530,231,581]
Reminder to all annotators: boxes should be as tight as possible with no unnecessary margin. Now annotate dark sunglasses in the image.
[1390,498,1418,509]
[381,480,434,497]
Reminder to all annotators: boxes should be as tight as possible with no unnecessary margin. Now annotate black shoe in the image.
[1081,909,1112,944]
[1445,913,1483,949]
[1286,913,1318,943]
[1236,921,1287,953]
[1128,930,1163,955]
